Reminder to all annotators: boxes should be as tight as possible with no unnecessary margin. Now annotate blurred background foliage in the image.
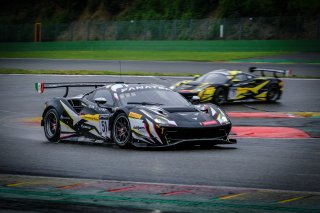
[1,0,319,24]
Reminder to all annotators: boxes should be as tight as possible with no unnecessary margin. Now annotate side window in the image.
[247,75,254,80]
[85,91,95,101]
[92,89,114,105]
[234,74,248,82]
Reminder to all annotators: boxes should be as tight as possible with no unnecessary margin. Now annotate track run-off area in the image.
[0,73,319,212]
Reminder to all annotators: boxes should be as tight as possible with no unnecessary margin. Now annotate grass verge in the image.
[0,51,292,62]
[0,68,195,76]
[0,68,319,79]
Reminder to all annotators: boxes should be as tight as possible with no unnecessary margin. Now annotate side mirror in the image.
[232,79,240,84]
[193,74,200,80]
[94,97,107,105]
[191,96,200,104]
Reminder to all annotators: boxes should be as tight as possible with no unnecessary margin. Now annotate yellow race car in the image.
[170,67,290,105]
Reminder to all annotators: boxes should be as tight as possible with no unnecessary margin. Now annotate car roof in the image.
[207,69,244,76]
[106,83,170,93]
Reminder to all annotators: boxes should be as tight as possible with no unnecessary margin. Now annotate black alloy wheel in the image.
[112,113,132,148]
[213,87,227,105]
[44,109,60,142]
[267,86,280,102]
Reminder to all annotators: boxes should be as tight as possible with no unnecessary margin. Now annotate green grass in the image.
[0,68,195,76]
[1,68,319,79]
[0,50,291,62]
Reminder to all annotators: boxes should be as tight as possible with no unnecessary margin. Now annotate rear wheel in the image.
[44,109,60,142]
[213,87,227,105]
[112,113,132,148]
[267,85,280,102]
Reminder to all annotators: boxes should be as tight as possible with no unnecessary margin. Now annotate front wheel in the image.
[267,86,280,103]
[112,113,132,148]
[213,87,227,105]
[43,108,60,142]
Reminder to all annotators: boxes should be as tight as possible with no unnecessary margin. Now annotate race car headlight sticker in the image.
[193,88,203,93]
[154,117,168,125]
[218,109,230,124]
[154,117,177,126]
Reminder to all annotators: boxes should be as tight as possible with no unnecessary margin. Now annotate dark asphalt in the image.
[0,75,319,193]
[1,58,320,77]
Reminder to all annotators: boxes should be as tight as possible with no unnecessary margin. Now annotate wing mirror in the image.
[191,96,200,104]
[94,97,107,105]
[193,74,200,80]
[232,79,240,83]
[94,97,115,111]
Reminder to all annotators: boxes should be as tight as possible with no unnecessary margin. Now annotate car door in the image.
[229,74,254,101]
[80,89,115,139]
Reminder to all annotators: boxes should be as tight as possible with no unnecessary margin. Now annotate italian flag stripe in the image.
[35,83,44,93]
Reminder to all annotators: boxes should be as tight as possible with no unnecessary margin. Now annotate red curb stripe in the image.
[160,190,191,196]
[232,126,310,138]
[107,185,138,192]
[57,183,85,189]
[227,112,302,119]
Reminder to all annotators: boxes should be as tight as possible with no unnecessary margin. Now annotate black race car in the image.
[170,67,291,105]
[36,82,236,148]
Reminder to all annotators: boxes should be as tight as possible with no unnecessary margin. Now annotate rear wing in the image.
[249,67,292,78]
[35,82,124,97]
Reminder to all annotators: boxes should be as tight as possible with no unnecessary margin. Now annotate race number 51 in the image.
[99,115,109,138]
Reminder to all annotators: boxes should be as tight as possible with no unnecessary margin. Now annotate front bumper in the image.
[132,124,234,147]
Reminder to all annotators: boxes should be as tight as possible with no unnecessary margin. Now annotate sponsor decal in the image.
[99,114,109,120]
[128,112,142,119]
[201,120,218,126]
[133,126,145,130]
[80,114,99,122]
[80,124,92,130]
[111,84,124,92]
[121,85,170,93]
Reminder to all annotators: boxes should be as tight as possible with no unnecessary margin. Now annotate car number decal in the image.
[99,114,109,138]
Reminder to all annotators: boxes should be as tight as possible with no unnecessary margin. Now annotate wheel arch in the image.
[41,98,67,126]
[109,108,129,133]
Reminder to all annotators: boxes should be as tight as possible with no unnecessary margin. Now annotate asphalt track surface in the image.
[0,74,320,212]
[1,58,320,77]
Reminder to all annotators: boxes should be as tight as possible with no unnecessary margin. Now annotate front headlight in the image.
[218,109,230,124]
[193,88,203,93]
[154,117,169,125]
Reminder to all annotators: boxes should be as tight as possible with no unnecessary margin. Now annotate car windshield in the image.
[195,73,229,84]
[119,89,191,107]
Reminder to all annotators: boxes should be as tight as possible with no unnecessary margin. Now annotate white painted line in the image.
[231,137,319,140]
[0,74,193,79]
[1,174,319,195]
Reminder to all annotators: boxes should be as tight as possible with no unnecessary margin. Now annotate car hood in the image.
[175,81,203,91]
[136,105,230,127]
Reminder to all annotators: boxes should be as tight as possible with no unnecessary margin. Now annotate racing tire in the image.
[112,113,133,148]
[266,85,280,103]
[213,87,227,105]
[43,108,61,142]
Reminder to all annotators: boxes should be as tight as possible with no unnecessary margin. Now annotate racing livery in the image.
[36,82,236,148]
[170,67,290,105]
